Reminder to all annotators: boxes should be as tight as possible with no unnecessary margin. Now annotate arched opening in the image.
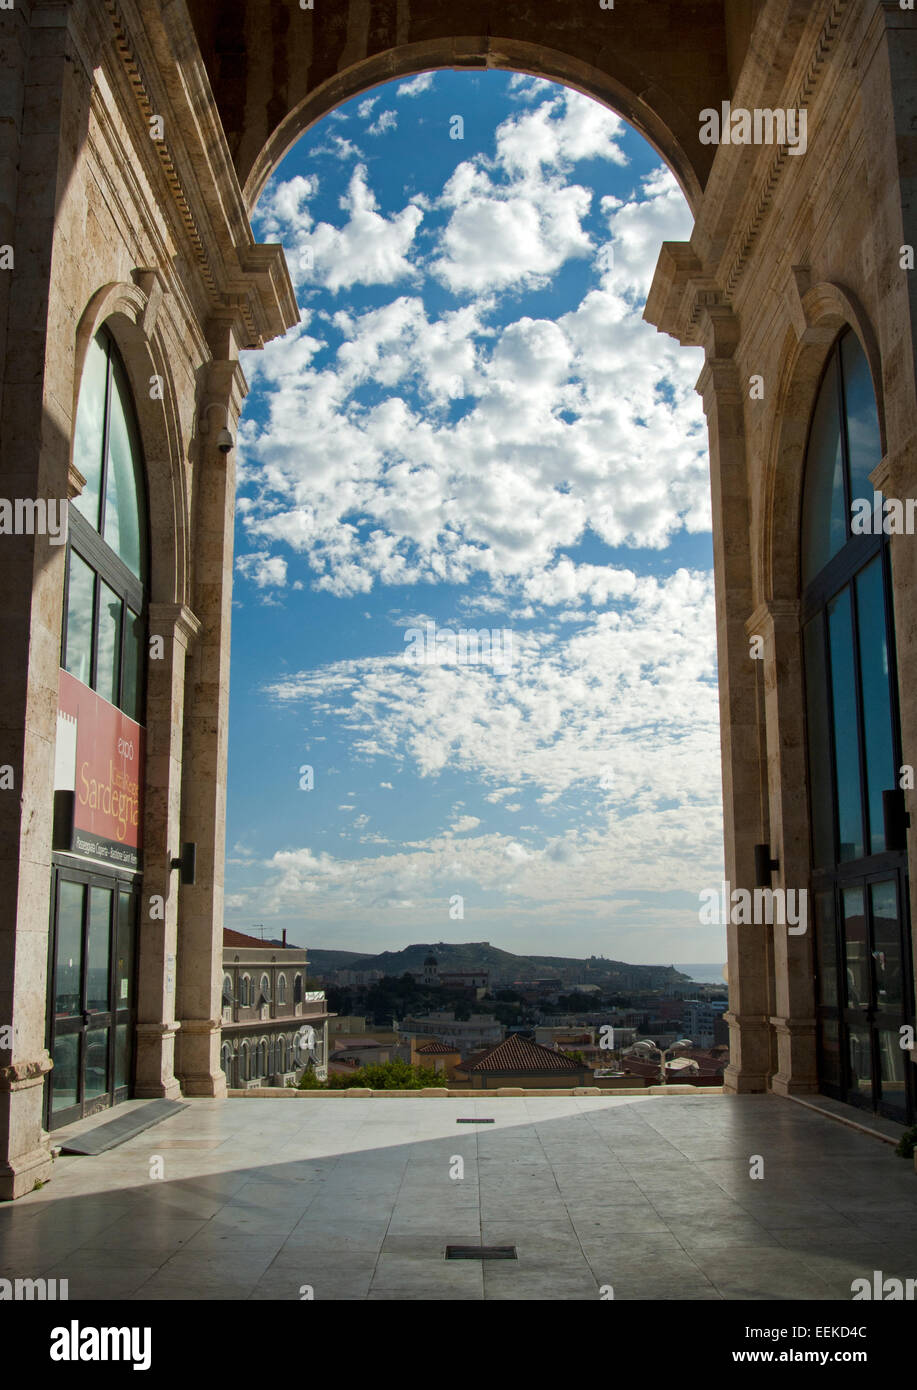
[47,326,150,1129]
[800,328,914,1122]
[227,68,725,1044]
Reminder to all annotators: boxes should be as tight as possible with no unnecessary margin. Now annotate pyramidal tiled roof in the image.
[462,1035,582,1074]
[416,1040,458,1054]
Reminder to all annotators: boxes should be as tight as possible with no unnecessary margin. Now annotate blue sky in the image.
[225,70,726,966]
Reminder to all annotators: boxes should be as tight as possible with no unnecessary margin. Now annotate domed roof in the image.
[424,955,438,966]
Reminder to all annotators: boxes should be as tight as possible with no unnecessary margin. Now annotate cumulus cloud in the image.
[236,551,288,589]
[397,73,434,97]
[255,165,423,296]
[238,165,703,596]
[367,109,398,136]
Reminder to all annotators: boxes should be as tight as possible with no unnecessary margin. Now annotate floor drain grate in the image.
[446,1245,517,1260]
[456,1117,494,1123]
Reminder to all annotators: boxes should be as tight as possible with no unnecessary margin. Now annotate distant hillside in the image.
[306,942,690,990]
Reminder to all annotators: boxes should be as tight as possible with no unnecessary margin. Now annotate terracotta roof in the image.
[223,928,269,948]
[415,1040,458,1054]
[461,1035,582,1074]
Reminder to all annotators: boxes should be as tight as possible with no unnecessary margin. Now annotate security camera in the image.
[216,427,234,454]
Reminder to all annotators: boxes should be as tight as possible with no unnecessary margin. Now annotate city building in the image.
[1,0,915,1197]
[332,968,385,988]
[410,1040,461,1075]
[411,956,490,995]
[683,1000,731,1049]
[220,929,331,1086]
[396,1012,504,1052]
[450,1035,593,1090]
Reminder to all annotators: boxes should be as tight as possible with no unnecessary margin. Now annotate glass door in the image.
[817,867,914,1122]
[47,868,138,1128]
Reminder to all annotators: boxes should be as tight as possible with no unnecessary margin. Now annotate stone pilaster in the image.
[696,307,774,1095]
[746,599,818,1095]
[174,350,247,1097]
[135,602,200,1099]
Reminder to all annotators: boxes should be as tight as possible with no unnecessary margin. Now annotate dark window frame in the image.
[800,329,913,1123]
[61,329,149,722]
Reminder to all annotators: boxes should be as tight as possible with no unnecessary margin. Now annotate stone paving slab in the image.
[0,1093,914,1301]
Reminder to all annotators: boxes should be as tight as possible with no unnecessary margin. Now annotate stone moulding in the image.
[647,1,852,346]
[102,0,297,349]
[225,1086,727,1098]
[722,0,849,301]
[0,1054,53,1093]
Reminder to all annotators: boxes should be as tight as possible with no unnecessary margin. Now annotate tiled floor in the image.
[1,1093,915,1300]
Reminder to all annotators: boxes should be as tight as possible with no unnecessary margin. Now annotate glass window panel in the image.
[51,1033,80,1113]
[876,1030,908,1116]
[819,1019,841,1086]
[71,333,109,532]
[95,579,122,707]
[64,550,96,688]
[828,588,864,861]
[803,616,834,869]
[121,607,144,721]
[855,557,896,854]
[87,887,112,1012]
[84,1027,110,1101]
[116,892,135,1009]
[842,887,869,1009]
[114,1023,131,1091]
[55,880,84,1016]
[871,880,903,1012]
[801,354,846,587]
[847,1025,873,1103]
[103,356,147,582]
[841,331,882,510]
[814,890,838,1007]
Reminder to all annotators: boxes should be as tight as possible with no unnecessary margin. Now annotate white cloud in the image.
[269,165,422,294]
[368,109,398,136]
[236,551,288,589]
[397,73,434,97]
[451,815,481,834]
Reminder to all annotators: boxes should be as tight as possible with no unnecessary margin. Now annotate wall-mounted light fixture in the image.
[754,843,779,888]
[170,842,197,886]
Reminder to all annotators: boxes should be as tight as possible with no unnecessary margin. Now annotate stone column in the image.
[135,602,200,1099]
[0,1,77,1199]
[747,599,818,1095]
[696,309,774,1094]
[174,350,247,1097]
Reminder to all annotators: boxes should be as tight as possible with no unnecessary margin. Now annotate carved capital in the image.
[147,602,201,653]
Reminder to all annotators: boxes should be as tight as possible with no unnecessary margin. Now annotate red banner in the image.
[56,669,144,870]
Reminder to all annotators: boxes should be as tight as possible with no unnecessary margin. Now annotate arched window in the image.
[801,327,913,1123]
[240,1042,249,1081]
[279,1037,287,1072]
[277,974,286,1005]
[222,975,233,1007]
[258,1039,268,1077]
[294,974,303,1005]
[240,975,251,1007]
[64,328,148,720]
[220,1043,234,1081]
[259,974,270,1005]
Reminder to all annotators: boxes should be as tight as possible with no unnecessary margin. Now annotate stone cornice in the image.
[102,0,298,350]
[648,1,851,345]
[722,0,849,301]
